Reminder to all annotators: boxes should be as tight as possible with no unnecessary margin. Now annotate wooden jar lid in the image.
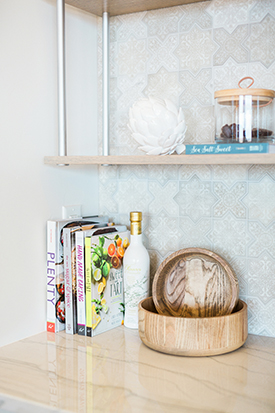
[214,88,275,106]
[152,248,239,318]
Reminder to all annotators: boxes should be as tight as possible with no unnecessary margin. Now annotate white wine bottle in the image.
[124,211,150,329]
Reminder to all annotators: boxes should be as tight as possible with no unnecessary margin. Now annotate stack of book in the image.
[46,216,129,337]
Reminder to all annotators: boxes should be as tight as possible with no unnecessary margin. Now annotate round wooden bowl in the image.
[152,248,239,318]
[138,297,248,357]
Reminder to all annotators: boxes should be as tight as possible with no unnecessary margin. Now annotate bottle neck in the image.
[130,233,143,245]
[130,221,142,236]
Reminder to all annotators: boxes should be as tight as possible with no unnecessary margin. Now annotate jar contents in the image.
[220,123,273,142]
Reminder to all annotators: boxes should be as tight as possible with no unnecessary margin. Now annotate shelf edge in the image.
[44,154,275,166]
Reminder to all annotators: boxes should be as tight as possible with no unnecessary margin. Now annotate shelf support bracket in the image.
[56,0,67,157]
[102,12,110,157]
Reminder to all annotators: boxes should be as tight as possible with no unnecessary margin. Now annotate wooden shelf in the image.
[44,154,275,166]
[65,0,208,17]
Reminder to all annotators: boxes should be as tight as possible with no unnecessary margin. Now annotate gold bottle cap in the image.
[130,211,142,222]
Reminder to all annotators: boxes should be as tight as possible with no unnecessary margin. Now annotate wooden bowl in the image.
[138,297,248,356]
[152,248,239,318]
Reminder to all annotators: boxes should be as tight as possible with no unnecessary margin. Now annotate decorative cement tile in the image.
[213,182,247,218]
[208,213,252,260]
[175,26,218,74]
[147,35,179,74]
[179,1,212,31]
[113,176,153,213]
[174,175,217,222]
[245,297,275,337]
[250,0,275,22]
[212,165,248,185]
[143,67,183,106]
[230,257,248,296]
[148,181,179,216]
[118,165,148,180]
[117,36,149,79]
[143,6,182,40]
[245,14,275,68]
[148,164,179,185]
[213,25,249,66]
[114,112,137,152]
[110,78,122,112]
[249,61,275,89]
[243,176,275,226]
[149,249,164,287]
[178,217,212,249]
[117,74,147,112]
[145,212,183,255]
[248,221,275,257]
[213,58,248,91]
[114,12,147,42]
[183,102,215,144]
[247,252,275,304]
[179,165,212,181]
[98,164,119,184]
[110,42,118,78]
[248,164,275,182]
[99,180,118,214]
[109,16,122,43]
[179,68,212,106]
[207,0,254,33]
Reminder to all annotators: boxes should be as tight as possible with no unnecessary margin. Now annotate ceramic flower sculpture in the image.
[128,97,187,155]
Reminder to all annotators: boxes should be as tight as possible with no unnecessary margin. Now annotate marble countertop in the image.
[0,328,274,413]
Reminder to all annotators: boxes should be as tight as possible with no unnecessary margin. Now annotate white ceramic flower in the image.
[128,97,187,155]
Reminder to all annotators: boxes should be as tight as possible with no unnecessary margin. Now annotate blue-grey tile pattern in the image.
[98,0,275,337]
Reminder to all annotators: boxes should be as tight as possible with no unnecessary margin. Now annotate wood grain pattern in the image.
[152,248,239,318]
[65,0,208,17]
[44,154,275,166]
[138,297,248,356]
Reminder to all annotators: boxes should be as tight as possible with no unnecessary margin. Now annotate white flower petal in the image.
[132,133,146,146]
[176,144,186,154]
[164,99,178,115]
[146,146,163,155]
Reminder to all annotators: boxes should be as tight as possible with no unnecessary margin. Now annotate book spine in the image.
[55,222,66,332]
[64,228,73,334]
[76,231,86,335]
[185,143,270,155]
[71,232,78,335]
[46,221,57,333]
[85,237,92,337]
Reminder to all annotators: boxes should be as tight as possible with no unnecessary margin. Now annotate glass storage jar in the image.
[214,78,275,144]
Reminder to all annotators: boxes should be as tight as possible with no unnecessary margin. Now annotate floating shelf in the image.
[44,154,275,166]
[65,0,208,17]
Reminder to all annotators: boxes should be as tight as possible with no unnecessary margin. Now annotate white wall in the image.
[0,0,99,347]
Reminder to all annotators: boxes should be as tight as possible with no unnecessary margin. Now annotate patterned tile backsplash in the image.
[97,0,275,337]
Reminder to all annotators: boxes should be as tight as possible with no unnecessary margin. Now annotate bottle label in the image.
[124,266,149,311]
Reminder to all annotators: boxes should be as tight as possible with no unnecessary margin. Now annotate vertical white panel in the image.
[0,0,99,347]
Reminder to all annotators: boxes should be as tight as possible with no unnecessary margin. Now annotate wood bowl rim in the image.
[139,296,247,320]
[152,247,239,317]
